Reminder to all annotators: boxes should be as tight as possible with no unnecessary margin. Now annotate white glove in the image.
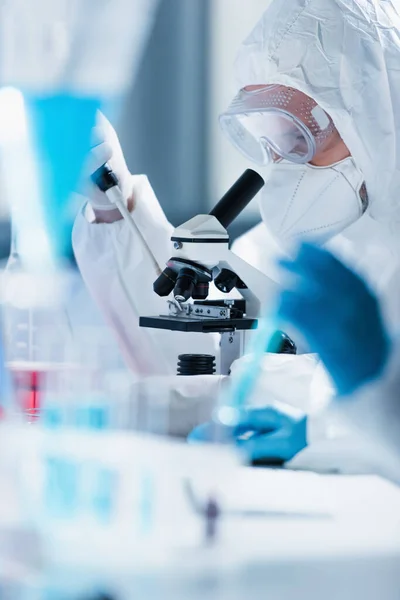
[84,111,133,211]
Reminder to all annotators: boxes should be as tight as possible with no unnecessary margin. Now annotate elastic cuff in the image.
[89,202,120,212]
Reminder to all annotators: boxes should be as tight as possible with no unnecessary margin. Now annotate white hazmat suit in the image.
[333,338,400,482]
[73,0,400,435]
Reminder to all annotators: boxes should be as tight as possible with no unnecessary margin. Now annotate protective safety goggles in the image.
[219,85,337,165]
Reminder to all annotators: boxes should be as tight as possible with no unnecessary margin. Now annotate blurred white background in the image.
[0,0,269,260]
[209,0,269,205]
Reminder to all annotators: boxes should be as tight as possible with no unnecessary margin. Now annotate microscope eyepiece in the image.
[210,169,264,229]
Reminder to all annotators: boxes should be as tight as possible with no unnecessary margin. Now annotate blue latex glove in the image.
[188,404,307,465]
[278,243,391,396]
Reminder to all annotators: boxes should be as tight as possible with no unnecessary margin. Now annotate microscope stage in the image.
[139,315,257,333]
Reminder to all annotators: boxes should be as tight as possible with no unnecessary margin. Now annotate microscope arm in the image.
[216,250,278,317]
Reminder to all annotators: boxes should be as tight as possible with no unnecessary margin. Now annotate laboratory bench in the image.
[0,426,399,600]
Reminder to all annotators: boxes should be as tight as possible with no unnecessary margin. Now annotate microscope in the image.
[138,170,296,375]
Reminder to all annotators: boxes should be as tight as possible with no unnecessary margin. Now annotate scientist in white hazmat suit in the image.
[73,0,400,463]
[272,240,400,482]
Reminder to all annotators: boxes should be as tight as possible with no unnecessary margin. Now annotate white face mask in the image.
[259,158,367,252]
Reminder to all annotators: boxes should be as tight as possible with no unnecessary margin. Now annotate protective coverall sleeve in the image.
[335,337,400,476]
[72,174,216,375]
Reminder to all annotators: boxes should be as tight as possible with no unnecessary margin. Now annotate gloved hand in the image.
[278,243,391,396]
[84,112,133,211]
[188,403,307,465]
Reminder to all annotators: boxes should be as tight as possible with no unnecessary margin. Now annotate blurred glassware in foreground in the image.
[0,0,160,266]
[0,0,160,419]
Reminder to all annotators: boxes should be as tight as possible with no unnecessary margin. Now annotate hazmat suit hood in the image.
[234,0,400,228]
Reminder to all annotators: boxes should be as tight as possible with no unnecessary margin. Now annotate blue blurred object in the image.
[189,404,307,465]
[0,0,160,266]
[190,307,301,465]
[214,315,286,433]
[0,327,13,417]
[278,243,391,396]
[25,93,100,260]
[221,317,278,417]
[44,456,117,524]
[45,456,79,519]
[74,403,110,431]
